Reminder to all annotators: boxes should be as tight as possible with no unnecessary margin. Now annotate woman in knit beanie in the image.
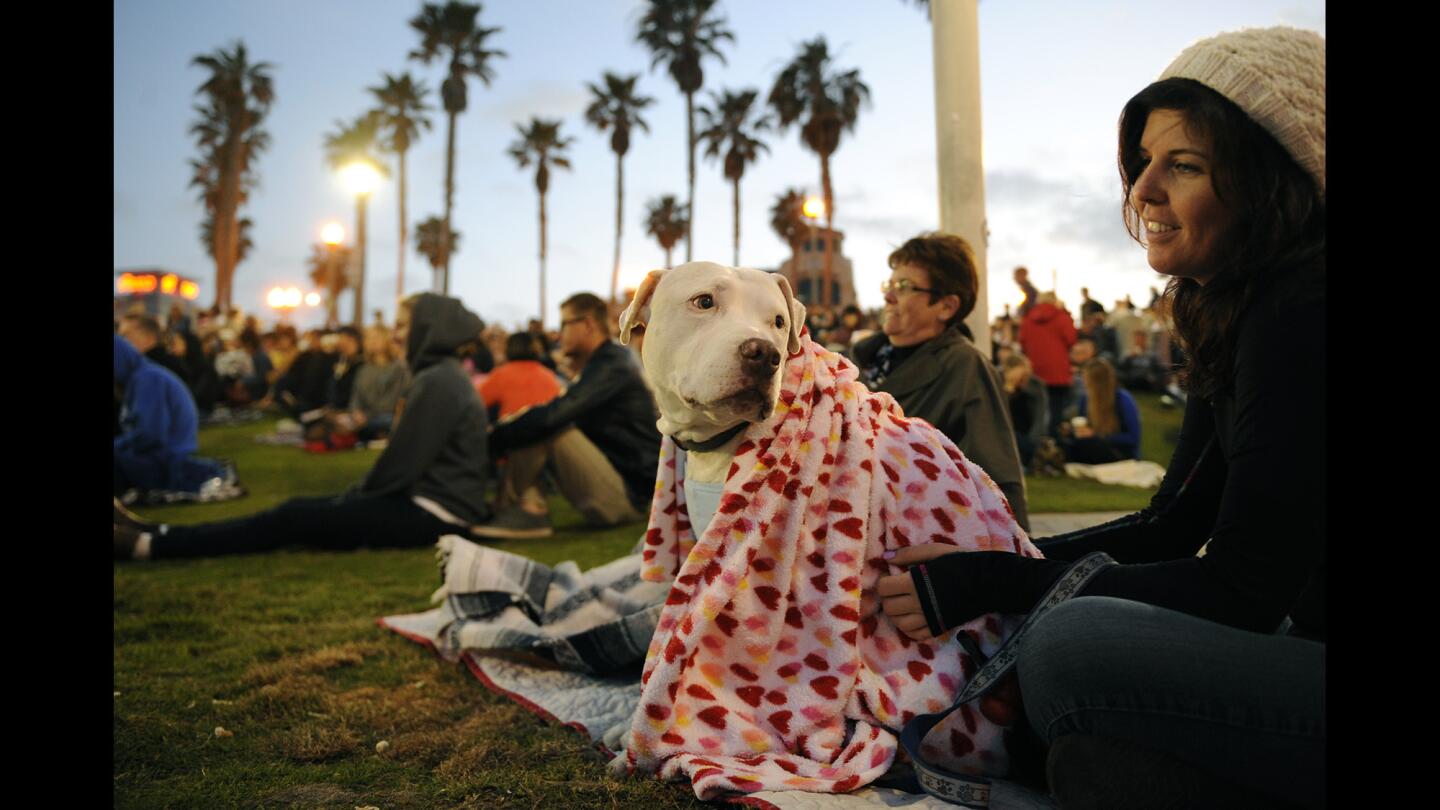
[877,27,1326,809]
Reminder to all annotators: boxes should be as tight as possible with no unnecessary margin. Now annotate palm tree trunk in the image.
[442,110,457,294]
[732,176,741,267]
[685,91,695,263]
[397,148,408,306]
[610,152,623,305]
[326,247,341,328]
[538,187,548,329]
[665,246,673,269]
[820,153,835,314]
[354,194,368,326]
[214,142,243,312]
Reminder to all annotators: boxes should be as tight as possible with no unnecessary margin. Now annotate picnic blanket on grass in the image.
[378,544,1055,809]
[1063,459,1166,488]
[383,535,669,674]
[620,334,1043,801]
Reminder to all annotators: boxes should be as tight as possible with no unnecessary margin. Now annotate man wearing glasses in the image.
[852,232,1030,531]
[473,293,661,539]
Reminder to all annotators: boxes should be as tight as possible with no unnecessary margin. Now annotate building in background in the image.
[774,226,856,311]
[114,268,201,323]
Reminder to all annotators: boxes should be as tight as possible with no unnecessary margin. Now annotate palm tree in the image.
[697,88,770,267]
[768,37,870,312]
[409,1,506,294]
[189,41,274,312]
[307,242,354,328]
[414,215,460,292]
[635,0,733,263]
[201,214,254,267]
[769,187,808,276]
[585,72,655,306]
[368,72,433,306]
[644,195,690,269]
[508,118,574,328]
[323,113,390,326]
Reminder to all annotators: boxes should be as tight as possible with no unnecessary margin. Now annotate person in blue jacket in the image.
[113,335,226,496]
[1060,357,1141,463]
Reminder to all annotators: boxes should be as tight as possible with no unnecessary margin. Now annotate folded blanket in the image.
[397,535,669,675]
[1063,459,1166,488]
[625,334,1043,800]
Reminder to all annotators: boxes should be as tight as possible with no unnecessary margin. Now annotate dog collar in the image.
[672,422,749,452]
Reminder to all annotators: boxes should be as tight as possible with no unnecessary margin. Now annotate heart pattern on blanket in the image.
[626,333,1042,802]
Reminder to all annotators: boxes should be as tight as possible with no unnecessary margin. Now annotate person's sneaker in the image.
[469,507,554,540]
[113,497,154,533]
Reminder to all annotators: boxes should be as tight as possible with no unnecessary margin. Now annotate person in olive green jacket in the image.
[852,233,1029,531]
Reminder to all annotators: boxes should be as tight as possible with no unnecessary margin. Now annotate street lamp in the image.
[338,160,383,327]
[320,221,346,328]
[267,286,304,322]
[801,195,825,309]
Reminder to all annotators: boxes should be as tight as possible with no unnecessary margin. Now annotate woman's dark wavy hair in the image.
[1119,78,1325,398]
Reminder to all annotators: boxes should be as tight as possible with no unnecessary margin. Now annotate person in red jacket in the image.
[1018,290,1078,436]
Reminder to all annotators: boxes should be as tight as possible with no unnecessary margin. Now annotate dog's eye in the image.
[693,294,715,310]
[774,315,786,329]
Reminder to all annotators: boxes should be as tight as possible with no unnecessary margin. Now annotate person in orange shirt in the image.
[478,332,563,420]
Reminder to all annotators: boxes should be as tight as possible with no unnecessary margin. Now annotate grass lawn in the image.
[114,394,1182,807]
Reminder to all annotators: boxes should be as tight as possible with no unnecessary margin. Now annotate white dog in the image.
[618,261,805,485]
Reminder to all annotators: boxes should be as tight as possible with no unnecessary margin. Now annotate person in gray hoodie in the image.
[114,294,493,560]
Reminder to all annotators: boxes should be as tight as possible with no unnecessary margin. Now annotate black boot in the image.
[1046,735,1293,810]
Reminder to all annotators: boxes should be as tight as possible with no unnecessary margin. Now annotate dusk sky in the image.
[115,0,1325,330]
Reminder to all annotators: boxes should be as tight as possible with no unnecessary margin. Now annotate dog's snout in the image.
[738,338,781,377]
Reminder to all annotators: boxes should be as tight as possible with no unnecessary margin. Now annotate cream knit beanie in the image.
[1159,26,1325,195]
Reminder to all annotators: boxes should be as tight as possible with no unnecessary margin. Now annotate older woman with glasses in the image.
[852,232,1030,531]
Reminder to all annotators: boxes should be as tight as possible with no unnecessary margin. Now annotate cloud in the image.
[480,82,591,125]
[985,169,1073,205]
[1278,5,1325,33]
[983,168,1135,262]
[838,212,931,241]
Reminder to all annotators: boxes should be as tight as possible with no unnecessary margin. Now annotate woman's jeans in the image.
[1017,596,1325,808]
[150,494,457,559]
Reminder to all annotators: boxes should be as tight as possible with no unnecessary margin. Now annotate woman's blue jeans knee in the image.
[1016,596,1325,808]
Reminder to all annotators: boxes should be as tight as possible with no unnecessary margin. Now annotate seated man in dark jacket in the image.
[472,292,662,539]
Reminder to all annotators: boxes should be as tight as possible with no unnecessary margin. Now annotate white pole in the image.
[931,0,990,356]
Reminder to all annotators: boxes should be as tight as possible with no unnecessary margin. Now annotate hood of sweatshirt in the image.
[1026,302,1066,324]
[115,335,144,386]
[405,293,485,372]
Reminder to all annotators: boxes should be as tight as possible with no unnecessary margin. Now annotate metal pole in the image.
[931,0,991,355]
[354,194,368,327]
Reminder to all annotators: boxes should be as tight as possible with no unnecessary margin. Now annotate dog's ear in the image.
[773,273,806,355]
[618,269,666,345]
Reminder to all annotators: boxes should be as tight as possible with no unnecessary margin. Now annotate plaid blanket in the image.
[389,535,669,675]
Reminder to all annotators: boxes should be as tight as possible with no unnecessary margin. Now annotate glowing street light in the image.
[337,159,384,327]
[338,161,383,197]
[304,292,322,307]
[321,221,346,246]
[800,195,827,311]
[267,286,304,320]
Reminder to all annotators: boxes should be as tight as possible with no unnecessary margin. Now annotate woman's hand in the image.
[877,548,1073,641]
[877,544,965,641]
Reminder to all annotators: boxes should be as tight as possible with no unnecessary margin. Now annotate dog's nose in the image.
[738,338,781,378]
